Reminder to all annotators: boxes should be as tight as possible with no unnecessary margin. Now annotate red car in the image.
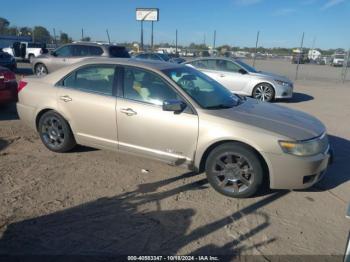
[0,66,17,105]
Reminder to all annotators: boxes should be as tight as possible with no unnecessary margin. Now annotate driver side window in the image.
[55,46,72,57]
[216,60,241,73]
[123,67,180,106]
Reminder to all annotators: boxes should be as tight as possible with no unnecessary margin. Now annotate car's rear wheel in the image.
[38,111,76,152]
[252,83,275,102]
[205,143,264,198]
[35,63,48,76]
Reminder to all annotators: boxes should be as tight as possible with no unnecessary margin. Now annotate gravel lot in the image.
[0,60,349,258]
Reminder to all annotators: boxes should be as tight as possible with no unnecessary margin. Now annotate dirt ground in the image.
[0,61,349,258]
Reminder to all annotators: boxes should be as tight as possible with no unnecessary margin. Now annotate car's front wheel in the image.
[35,63,48,77]
[252,83,275,102]
[205,143,264,198]
[38,111,76,152]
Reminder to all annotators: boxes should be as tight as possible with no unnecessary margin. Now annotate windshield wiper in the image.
[205,104,234,109]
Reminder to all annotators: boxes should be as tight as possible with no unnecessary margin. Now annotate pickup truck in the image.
[2,42,47,62]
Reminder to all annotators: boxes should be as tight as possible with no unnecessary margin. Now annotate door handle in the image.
[60,95,72,102]
[219,74,226,77]
[120,108,137,116]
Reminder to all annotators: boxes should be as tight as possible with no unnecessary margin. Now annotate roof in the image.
[38,58,184,84]
[184,56,236,63]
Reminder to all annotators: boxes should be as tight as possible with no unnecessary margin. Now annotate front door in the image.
[50,45,81,72]
[57,64,118,150]
[116,66,198,165]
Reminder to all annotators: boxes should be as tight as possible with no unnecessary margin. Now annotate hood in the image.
[208,99,325,140]
[250,71,291,83]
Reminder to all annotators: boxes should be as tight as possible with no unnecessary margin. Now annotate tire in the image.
[205,142,264,198]
[252,83,275,102]
[38,111,76,153]
[35,63,48,77]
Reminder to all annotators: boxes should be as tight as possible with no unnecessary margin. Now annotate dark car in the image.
[0,51,17,71]
[0,66,17,105]
[134,52,185,64]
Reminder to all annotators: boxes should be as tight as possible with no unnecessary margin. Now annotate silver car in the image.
[17,58,331,198]
[184,57,293,102]
[31,42,130,76]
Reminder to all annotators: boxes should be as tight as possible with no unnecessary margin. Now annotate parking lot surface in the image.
[0,60,349,256]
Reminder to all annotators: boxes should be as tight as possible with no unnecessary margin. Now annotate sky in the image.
[2,0,350,49]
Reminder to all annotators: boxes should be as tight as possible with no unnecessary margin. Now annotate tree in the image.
[0,17,10,34]
[60,32,72,44]
[19,27,32,36]
[33,26,51,43]
[81,36,91,42]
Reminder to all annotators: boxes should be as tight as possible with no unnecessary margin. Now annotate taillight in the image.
[3,71,16,82]
[18,81,27,92]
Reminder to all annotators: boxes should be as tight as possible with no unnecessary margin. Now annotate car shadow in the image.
[0,169,289,258]
[279,92,314,103]
[0,104,19,121]
[0,138,9,151]
[311,134,350,191]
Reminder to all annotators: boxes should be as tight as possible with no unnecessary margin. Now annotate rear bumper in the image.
[0,88,17,105]
[16,103,36,130]
[267,147,332,189]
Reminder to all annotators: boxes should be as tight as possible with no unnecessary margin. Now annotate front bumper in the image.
[267,147,333,189]
[274,83,294,99]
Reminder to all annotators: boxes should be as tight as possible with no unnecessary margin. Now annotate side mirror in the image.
[238,68,248,75]
[51,51,57,57]
[163,99,187,113]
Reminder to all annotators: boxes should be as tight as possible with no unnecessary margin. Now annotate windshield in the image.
[234,60,258,73]
[335,55,344,59]
[158,53,170,61]
[162,66,240,109]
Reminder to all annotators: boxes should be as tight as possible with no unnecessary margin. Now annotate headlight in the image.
[274,79,290,87]
[279,135,328,156]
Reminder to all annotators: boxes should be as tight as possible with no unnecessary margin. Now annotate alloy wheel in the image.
[211,152,254,194]
[35,64,47,76]
[253,84,274,102]
[41,115,65,149]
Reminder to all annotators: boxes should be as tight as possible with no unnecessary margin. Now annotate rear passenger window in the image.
[63,65,115,96]
[89,46,103,56]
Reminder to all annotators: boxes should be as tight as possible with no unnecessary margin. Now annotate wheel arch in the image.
[252,81,276,97]
[35,108,72,132]
[197,140,270,184]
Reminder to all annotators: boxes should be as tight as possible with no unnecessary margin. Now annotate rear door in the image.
[57,64,119,150]
[49,45,82,72]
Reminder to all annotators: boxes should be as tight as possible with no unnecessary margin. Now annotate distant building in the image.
[0,35,32,49]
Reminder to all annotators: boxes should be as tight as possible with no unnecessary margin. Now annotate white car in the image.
[331,54,345,67]
[3,42,45,62]
[184,57,293,102]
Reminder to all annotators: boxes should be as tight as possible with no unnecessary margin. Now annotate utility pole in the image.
[151,21,154,51]
[140,20,144,51]
[81,28,84,41]
[203,33,206,46]
[175,29,178,54]
[106,29,111,44]
[53,28,57,46]
[295,32,305,81]
[213,30,216,49]
[252,30,260,67]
